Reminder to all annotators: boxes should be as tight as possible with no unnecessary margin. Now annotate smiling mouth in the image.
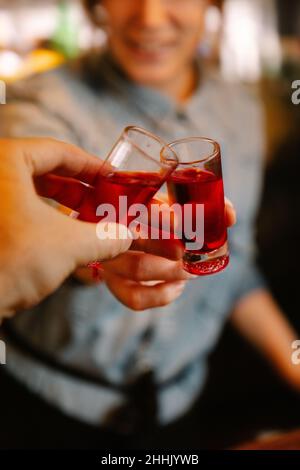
[125,38,178,58]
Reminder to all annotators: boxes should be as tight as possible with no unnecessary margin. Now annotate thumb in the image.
[65,219,133,266]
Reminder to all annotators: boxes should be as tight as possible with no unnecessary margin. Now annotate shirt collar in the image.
[80,50,208,122]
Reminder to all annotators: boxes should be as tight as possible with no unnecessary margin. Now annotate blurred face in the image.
[101,0,209,86]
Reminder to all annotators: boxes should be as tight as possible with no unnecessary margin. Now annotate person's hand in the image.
[101,198,236,310]
[74,197,236,311]
[0,138,132,319]
[224,197,237,227]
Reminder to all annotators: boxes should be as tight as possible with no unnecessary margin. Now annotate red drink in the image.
[167,168,229,275]
[77,171,163,224]
[66,126,178,279]
[76,171,164,278]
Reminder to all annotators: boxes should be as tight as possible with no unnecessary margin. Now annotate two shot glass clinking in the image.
[62,126,231,278]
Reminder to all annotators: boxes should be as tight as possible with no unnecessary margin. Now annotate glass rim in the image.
[161,136,220,165]
[123,125,179,169]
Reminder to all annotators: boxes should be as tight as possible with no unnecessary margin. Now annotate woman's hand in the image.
[73,198,236,311]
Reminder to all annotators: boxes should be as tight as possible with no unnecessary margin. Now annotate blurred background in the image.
[0,0,299,152]
[0,0,299,449]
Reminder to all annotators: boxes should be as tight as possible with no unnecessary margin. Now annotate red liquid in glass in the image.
[76,171,164,278]
[167,168,229,275]
[77,171,163,224]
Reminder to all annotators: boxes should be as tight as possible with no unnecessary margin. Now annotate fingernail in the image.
[225,198,234,208]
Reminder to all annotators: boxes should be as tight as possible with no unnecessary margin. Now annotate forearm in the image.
[231,288,300,389]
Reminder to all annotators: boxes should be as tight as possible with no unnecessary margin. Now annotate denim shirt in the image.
[0,53,266,426]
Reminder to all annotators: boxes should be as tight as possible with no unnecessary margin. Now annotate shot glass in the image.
[76,126,178,225]
[71,126,178,276]
[162,137,229,276]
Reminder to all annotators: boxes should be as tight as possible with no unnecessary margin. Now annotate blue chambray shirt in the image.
[0,53,266,426]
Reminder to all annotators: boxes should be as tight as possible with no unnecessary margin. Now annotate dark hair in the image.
[83,0,99,12]
[83,0,224,11]
[82,0,102,25]
[83,0,224,21]
[83,0,98,9]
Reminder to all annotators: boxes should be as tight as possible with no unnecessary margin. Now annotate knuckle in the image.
[158,294,173,308]
[128,290,145,311]
[160,286,183,307]
[131,255,148,281]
